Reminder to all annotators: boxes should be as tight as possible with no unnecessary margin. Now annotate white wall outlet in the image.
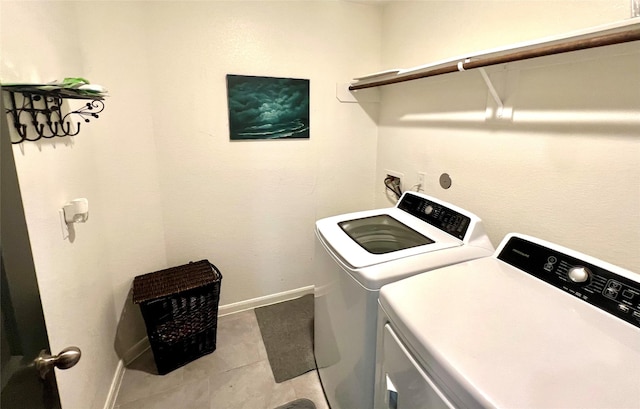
[417,172,426,192]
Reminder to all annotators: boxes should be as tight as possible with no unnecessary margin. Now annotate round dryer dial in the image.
[568,266,591,283]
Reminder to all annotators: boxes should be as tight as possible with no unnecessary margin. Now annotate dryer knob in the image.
[568,266,590,283]
[424,205,434,215]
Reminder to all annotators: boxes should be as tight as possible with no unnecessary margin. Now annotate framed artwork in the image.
[226,74,310,140]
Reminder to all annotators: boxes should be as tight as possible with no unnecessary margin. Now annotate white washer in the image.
[375,233,640,409]
[313,191,494,409]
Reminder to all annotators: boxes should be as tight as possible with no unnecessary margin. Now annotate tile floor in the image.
[114,309,330,409]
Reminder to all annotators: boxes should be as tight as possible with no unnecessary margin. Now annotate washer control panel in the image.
[498,236,640,329]
[397,193,471,240]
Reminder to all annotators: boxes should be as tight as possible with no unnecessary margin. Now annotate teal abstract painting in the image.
[226,74,310,140]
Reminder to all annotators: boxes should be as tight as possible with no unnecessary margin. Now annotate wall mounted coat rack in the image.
[3,85,106,144]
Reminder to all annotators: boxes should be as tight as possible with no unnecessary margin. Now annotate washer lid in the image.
[379,257,640,409]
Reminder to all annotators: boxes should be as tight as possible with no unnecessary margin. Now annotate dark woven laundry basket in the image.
[132,260,222,375]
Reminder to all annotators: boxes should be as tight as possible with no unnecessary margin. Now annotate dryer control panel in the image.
[498,236,640,329]
[397,193,471,240]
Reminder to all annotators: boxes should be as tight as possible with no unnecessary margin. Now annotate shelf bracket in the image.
[477,67,517,121]
[478,67,505,118]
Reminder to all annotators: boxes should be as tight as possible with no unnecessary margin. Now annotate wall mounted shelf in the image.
[348,19,640,91]
[2,85,106,144]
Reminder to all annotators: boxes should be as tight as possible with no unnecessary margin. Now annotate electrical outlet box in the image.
[385,169,404,180]
[385,170,404,188]
[384,169,404,196]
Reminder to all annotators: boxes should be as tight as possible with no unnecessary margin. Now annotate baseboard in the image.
[218,285,315,317]
[122,336,151,366]
[103,359,125,409]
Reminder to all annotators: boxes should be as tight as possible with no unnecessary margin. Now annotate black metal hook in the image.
[63,121,81,137]
[47,121,60,135]
[3,89,105,143]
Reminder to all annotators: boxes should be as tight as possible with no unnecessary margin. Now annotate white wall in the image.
[380,1,631,69]
[377,1,640,273]
[71,2,170,355]
[144,1,381,306]
[1,2,167,408]
[1,1,380,408]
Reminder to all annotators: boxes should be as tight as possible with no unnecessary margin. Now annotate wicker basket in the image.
[132,260,222,375]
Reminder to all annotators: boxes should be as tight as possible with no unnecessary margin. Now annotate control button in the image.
[618,304,630,313]
[632,311,640,319]
[424,205,434,215]
[567,266,590,283]
[610,281,622,290]
[543,263,554,272]
[547,256,558,264]
[622,289,635,300]
[605,288,619,298]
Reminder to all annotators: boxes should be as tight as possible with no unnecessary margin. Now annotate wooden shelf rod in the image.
[349,27,640,91]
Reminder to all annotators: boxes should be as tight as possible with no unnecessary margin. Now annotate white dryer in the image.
[375,233,640,409]
[313,191,494,409]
